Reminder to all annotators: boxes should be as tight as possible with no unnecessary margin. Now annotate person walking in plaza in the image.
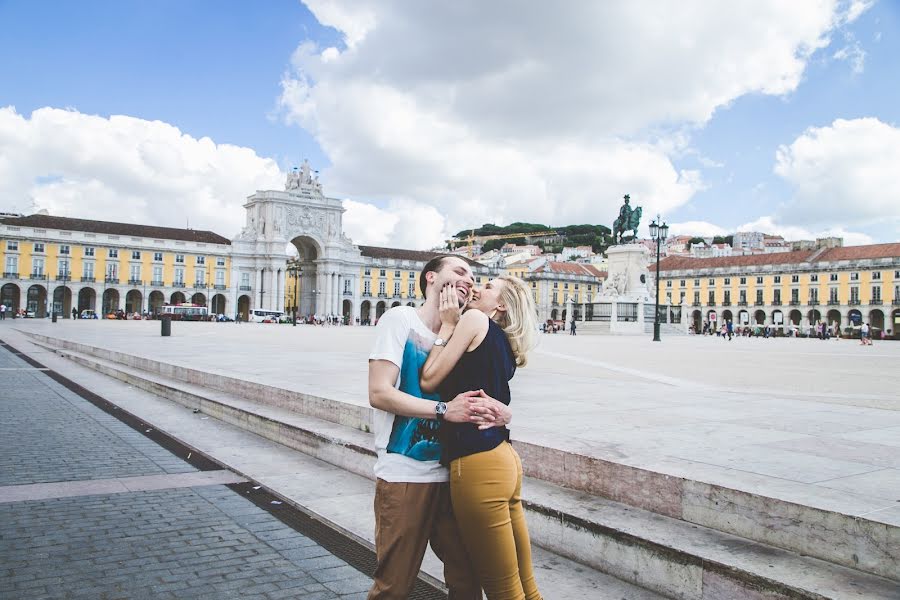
[367,255,511,600]
[0,303,6,320]
[419,276,542,600]
[726,319,733,341]
[569,318,576,336]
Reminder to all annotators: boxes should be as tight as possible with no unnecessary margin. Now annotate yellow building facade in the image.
[658,244,900,336]
[1,214,231,317]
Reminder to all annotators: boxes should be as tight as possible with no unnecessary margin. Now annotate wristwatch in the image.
[433,337,447,347]
[434,401,448,421]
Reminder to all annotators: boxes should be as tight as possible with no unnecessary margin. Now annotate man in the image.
[570,318,576,335]
[368,255,510,599]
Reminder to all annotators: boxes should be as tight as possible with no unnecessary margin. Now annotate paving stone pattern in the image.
[0,344,373,599]
[0,346,194,486]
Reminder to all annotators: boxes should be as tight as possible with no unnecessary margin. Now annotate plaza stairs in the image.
[21,330,900,600]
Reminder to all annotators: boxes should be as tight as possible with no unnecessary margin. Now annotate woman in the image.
[420,276,541,600]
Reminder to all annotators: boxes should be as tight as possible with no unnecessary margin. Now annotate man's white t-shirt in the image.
[369,306,448,483]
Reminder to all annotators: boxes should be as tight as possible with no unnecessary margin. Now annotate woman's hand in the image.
[439,283,462,329]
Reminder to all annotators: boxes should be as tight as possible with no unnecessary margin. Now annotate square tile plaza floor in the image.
[5,317,900,519]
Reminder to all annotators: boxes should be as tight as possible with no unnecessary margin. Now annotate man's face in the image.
[431,257,474,307]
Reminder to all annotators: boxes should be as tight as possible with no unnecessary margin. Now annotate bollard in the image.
[161,315,172,337]
[51,311,57,323]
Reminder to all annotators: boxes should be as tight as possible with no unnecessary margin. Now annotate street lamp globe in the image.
[649,219,659,240]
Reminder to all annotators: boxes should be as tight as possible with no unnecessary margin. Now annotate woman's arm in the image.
[421,307,489,393]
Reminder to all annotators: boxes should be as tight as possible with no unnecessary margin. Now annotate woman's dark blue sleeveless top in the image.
[438,319,517,465]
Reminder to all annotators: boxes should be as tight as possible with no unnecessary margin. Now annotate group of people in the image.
[367,255,542,600]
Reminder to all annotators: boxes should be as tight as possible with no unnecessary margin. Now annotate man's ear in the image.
[426,271,436,285]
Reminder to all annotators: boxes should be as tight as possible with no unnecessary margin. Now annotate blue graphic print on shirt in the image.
[386,333,442,461]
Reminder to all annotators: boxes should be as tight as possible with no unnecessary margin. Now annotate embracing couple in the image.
[367,255,542,600]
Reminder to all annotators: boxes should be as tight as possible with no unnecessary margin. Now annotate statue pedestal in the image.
[603,244,651,302]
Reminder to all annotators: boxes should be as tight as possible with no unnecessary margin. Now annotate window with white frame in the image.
[216,270,225,286]
[724,278,730,285]
[131,251,141,260]
[196,256,205,265]
[408,282,415,297]
[175,254,184,263]
[364,280,371,295]
[708,278,715,285]
[829,287,839,303]
[830,273,838,281]
[58,259,70,277]
[153,252,163,262]
[108,248,118,258]
[850,272,859,281]
[872,271,881,280]
[378,281,386,295]
[810,274,818,282]
[174,267,184,285]
[343,279,351,293]
[6,241,18,251]
[394,270,400,278]
[83,262,94,279]
[364,268,371,276]
[756,276,763,284]
[379,269,386,277]
[195,268,205,285]
[84,247,95,257]
[872,286,881,302]
[774,276,781,284]
[106,262,118,280]
[58,244,70,255]
[32,257,44,276]
[850,286,859,303]
[240,273,250,288]
[33,243,44,253]
[694,279,700,286]
[130,265,141,282]
[152,266,163,284]
[217,257,225,267]
[394,281,400,296]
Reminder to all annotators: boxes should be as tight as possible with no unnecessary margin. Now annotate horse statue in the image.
[612,194,642,244]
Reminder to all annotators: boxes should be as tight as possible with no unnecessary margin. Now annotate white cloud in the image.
[774,117,900,230]
[833,32,866,74]
[667,221,729,238]
[278,0,866,248]
[0,107,284,237]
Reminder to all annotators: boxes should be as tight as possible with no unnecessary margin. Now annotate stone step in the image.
[22,330,898,583]
[36,341,900,600]
[11,332,665,600]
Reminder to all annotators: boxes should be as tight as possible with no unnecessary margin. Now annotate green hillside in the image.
[452,223,613,254]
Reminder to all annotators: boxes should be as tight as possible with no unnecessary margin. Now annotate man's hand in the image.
[443,390,511,429]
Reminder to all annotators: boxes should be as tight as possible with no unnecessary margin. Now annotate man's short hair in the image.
[419,255,457,300]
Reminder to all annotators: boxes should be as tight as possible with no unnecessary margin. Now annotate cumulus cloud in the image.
[276,0,869,248]
[667,221,729,238]
[774,117,900,231]
[0,107,283,237]
[738,215,874,246]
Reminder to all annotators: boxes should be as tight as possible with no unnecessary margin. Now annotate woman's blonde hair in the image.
[493,276,538,367]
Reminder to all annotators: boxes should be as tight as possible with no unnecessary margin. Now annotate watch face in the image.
[435,402,447,415]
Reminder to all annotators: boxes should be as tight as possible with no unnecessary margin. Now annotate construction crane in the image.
[446,230,558,257]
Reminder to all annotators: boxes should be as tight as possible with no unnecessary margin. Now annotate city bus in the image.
[157,303,209,321]
[248,309,284,323]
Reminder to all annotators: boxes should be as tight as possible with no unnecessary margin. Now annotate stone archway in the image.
[1,283,21,313]
[149,291,165,316]
[754,309,766,325]
[238,295,251,321]
[376,301,387,320]
[125,289,143,314]
[290,235,323,317]
[53,286,73,317]
[27,284,47,318]
[788,309,802,326]
[78,287,97,314]
[827,309,841,328]
[848,309,862,326]
[869,309,885,332]
[551,308,558,320]
[391,301,401,308]
[360,300,371,325]
[808,309,821,326]
[691,309,702,332]
[891,309,900,339]
[738,310,749,326]
[191,292,206,307]
[211,294,227,315]
[102,289,120,316]
[722,309,733,325]
[707,310,717,330]
[342,299,352,323]
[772,310,783,327]
[171,291,186,305]
[406,302,416,307]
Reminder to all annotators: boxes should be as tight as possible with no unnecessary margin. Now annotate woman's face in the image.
[467,279,506,316]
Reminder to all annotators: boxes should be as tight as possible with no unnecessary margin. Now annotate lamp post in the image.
[286,260,301,326]
[649,215,669,342]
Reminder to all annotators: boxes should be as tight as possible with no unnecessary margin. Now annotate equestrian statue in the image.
[612,194,642,244]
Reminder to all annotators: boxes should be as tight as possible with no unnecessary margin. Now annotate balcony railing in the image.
[772,300,782,306]
[848,299,861,305]
[827,299,839,305]
[214,284,226,290]
[789,300,800,306]
[193,283,206,289]
[173,281,185,288]
[128,279,142,285]
[707,301,716,306]
[377,293,388,298]
[691,301,701,307]
[343,291,353,296]
[737,301,747,306]
[722,301,731,307]
[56,274,71,282]
[30,273,45,280]
[151,280,164,287]
[2,271,17,279]
[754,301,764,306]
[893,299,900,306]
[239,285,251,291]
[361,291,371,297]
[105,277,119,284]
[81,276,95,283]
[808,299,819,306]
[870,299,882,305]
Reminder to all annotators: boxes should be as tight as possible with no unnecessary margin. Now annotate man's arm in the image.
[369,359,495,423]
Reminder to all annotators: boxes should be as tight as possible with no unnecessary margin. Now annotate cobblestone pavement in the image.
[0,342,374,599]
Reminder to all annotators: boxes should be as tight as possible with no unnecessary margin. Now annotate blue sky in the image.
[1,1,898,248]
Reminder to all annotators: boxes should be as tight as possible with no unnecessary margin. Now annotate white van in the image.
[248,309,284,323]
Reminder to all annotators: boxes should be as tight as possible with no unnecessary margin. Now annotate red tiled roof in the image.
[659,242,900,272]
[815,243,900,262]
[533,262,604,278]
[658,250,817,271]
[0,214,231,245]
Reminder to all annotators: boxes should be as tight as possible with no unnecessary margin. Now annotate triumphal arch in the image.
[229,161,365,318]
